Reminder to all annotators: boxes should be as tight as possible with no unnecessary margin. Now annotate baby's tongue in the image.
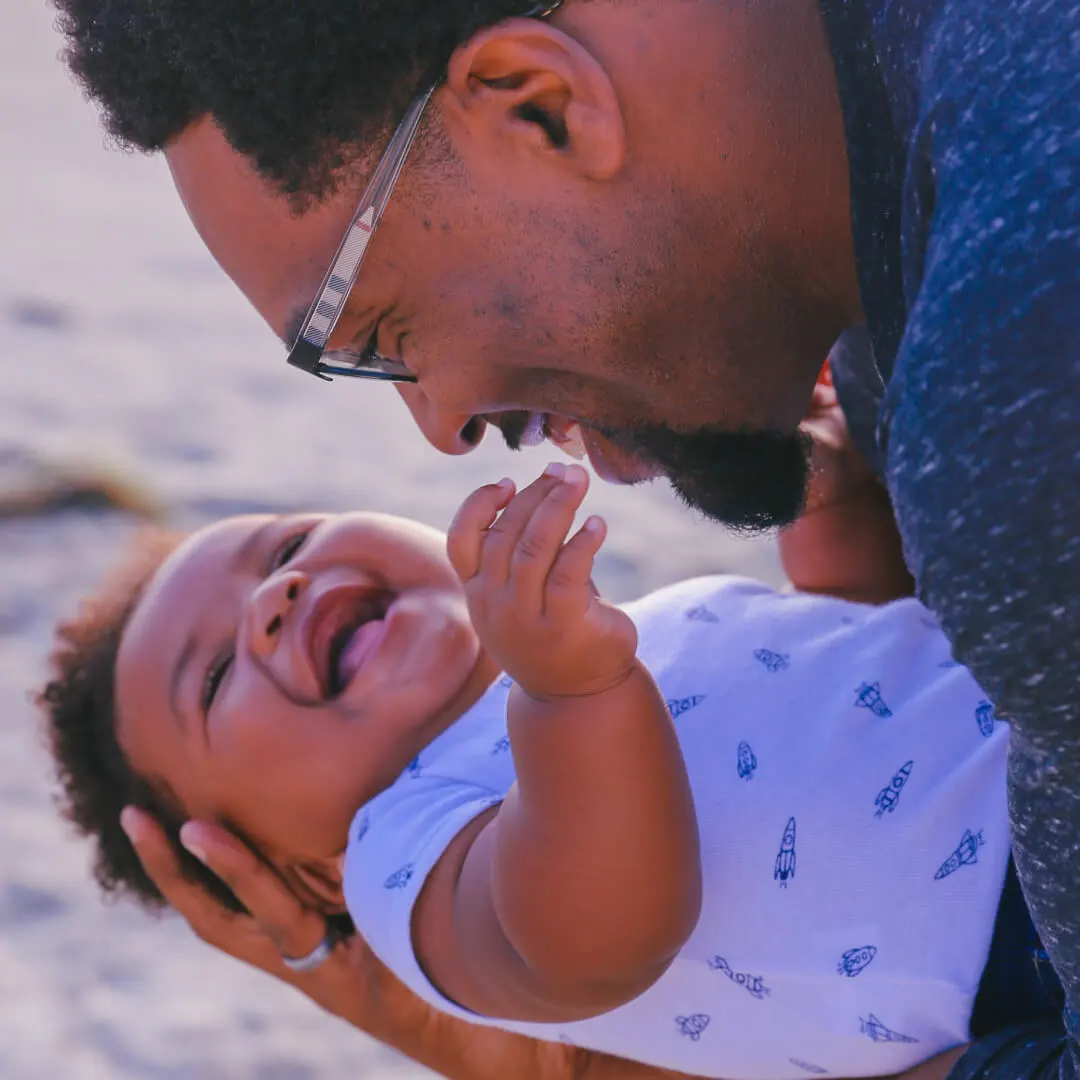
[336,619,386,688]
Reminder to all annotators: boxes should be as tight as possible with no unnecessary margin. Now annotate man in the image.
[56,0,1078,1076]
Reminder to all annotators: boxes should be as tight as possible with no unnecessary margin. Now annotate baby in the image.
[40,386,1059,1080]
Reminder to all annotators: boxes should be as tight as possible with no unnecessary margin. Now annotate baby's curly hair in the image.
[39,528,246,915]
[53,0,564,202]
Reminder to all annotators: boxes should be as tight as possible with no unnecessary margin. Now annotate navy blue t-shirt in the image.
[818,1,1080,1075]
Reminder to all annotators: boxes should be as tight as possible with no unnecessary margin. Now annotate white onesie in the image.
[343,577,1010,1079]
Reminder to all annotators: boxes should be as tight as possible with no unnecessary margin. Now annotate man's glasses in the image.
[287,0,566,384]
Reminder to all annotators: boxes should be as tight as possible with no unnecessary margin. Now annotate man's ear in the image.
[288,856,347,915]
[442,17,626,181]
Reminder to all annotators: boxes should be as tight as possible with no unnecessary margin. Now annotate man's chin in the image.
[580,427,664,485]
[665,475,804,532]
[623,425,813,534]
[545,417,810,532]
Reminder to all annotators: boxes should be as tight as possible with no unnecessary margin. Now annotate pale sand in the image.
[0,2,781,1075]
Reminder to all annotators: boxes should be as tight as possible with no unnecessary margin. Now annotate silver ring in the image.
[281,926,339,974]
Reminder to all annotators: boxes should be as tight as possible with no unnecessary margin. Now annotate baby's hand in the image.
[799,365,876,515]
[447,463,638,700]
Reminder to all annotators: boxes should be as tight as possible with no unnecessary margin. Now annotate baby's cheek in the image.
[437,603,482,666]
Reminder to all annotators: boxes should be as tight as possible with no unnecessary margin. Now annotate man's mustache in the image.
[491,410,534,451]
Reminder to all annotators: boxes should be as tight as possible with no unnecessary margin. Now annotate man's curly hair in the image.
[53,0,560,201]
[39,528,246,915]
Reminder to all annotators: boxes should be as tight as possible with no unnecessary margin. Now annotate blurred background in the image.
[0,1,781,1075]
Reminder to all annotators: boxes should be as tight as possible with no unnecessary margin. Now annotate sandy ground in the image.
[0,2,782,1076]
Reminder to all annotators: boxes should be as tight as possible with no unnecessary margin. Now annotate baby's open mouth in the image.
[309,589,395,699]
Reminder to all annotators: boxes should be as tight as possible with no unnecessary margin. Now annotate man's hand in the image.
[779,363,914,604]
[798,367,877,516]
[120,807,584,1080]
[447,464,637,699]
[121,809,403,1035]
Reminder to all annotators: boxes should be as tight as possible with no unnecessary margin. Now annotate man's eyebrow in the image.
[169,636,197,730]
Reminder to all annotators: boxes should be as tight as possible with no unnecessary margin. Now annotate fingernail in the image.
[585,515,604,533]
[543,461,566,479]
[179,825,208,864]
[119,807,140,842]
[564,464,587,487]
[496,477,514,492]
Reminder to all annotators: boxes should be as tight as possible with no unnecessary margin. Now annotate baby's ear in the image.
[290,856,347,915]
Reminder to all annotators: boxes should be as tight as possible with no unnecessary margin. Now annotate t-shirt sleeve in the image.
[881,4,1080,1075]
[881,0,1080,743]
[341,773,505,1022]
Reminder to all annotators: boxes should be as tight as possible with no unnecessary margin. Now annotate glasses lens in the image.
[321,349,416,382]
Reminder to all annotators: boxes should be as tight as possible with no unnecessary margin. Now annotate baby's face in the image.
[115,511,493,900]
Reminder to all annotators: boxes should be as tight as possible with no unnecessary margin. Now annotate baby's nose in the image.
[248,571,309,658]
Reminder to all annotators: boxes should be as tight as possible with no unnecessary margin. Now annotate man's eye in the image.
[366,325,384,359]
[271,531,308,570]
[202,651,233,714]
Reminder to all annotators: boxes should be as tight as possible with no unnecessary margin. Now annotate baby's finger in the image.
[543,515,607,616]
[508,464,590,602]
[177,821,328,964]
[447,479,515,583]
[477,467,566,586]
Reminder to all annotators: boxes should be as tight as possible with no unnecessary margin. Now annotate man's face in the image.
[166,112,818,532]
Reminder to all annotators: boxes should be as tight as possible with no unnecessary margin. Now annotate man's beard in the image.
[625,422,812,533]
[497,412,811,533]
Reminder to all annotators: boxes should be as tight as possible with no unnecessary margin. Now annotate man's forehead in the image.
[165,118,363,340]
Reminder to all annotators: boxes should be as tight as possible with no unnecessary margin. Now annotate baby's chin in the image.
[274,851,350,915]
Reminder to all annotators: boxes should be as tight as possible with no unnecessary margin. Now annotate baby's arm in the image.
[414,465,702,1024]
[779,373,915,604]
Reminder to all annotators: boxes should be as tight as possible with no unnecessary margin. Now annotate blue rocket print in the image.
[874,760,913,818]
[491,734,511,755]
[675,1014,710,1041]
[667,695,706,720]
[497,674,514,690]
[737,741,758,780]
[686,605,719,623]
[975,700,996,738]
[406,755,423,779]
[934,829,985,880]
[837,945,877,977]
[860,1014,918,1044]
[854,681,893,718]
[384,863,414,890]
[789,1060,830,1075]
[707,955,770,999]
[754,648,790,672]
[354,812,370,844]
[774,816,797,886]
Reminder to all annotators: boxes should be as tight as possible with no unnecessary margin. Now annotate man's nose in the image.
[396,384,486,455]
[247,571,310,659]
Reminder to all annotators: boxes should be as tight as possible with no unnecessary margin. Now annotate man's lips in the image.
[511,411,661,484]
